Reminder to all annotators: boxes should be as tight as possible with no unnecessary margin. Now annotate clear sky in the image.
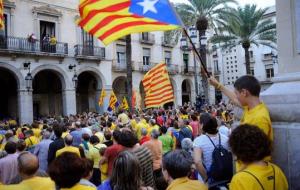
[170,0,275,8]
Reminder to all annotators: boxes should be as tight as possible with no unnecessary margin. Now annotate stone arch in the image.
[77,66,105,90]
[112,76,127,101]
[182,78,193,105]
[31,64,70,89]
[0,62,24,89]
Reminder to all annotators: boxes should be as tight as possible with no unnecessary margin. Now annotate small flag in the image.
[142,62,174,108]
[121,96,129,110]
[77,0,183,45]
[107,91,120,112]
[0,0,4,30]
[98,89,106,106]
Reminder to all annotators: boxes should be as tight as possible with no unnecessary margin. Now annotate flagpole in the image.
[182,28,210,78]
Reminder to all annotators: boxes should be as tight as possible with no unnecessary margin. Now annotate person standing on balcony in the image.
[50,35,57,53]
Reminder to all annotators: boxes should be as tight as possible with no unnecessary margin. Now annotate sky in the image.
[170,0,275,8]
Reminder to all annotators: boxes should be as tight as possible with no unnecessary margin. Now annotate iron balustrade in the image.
[0,36,68,55]
[74,45,105,59]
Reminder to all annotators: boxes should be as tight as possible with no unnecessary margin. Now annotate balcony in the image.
[139,33,155,45]
[181,66,195,75]
[214,69,221,76]
[74,45,105,61]
[167,64,179,75]
[161,36,177,48]
[139,62,155,73]
[112,60,127,72]
[262,53,273,61]
[0,36,68,58]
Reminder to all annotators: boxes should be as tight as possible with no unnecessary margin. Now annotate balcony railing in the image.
[74,45,105,60]
[262,53,273,61]
[139,33,155,45]
[167,64,179,75]
[214,69,221,75]
[139,62,156,72]
[161,37,177,48]
[0,36,68,56]
[181,66,195,75]
[112,60,126,72]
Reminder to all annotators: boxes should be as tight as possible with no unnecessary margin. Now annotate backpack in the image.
[206,134,233,183]
[177,126,192,144]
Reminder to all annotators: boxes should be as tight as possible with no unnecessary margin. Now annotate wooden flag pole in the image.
[183,28,210,78]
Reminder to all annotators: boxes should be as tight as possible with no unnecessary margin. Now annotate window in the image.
[0,14,8,37]
[234,56,237,58]
[116,45,126,64]
[227,71,229,73]
[183,53,189,72]
[228,77,230,80]
[235,65,237,68]
[236,70,238,72]
[266,68,274,79]
[250,68,255,75]
[81,29,94,55]
[214,60,219,71]
[143,48,151,65]
[165,51,172,65]
[40,21,55,41]
[249,50,254,58]
[235,61,237,63]
[142,32,149,41]
[227,66,229,69]
[231,66,233,68]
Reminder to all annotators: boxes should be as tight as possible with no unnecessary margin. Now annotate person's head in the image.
[141,128,148,137]
[234,75,261,106]
[82,133,90,142]
[89,135,100,145]
[17,139,26,152]
[42,130,51,139]
[104,130,112,141]
[150,129,160,139]
[150,119,156,126]
[200,113,218,134]
[82,158,94,180]
[111,151,141,190]
[229,124,272,164]
[53,123,63,138]
[178,119,185,128]
[160,126,168,135]
[118,130,138,148]
[112,130,122,143]
[99,147,106,156]
[191,114,198,121]
[162,150,193,183]
[181,138,193,152]
[24,130,33,138]
[64,134,73,146]
[5,141,17,154]
[49,152,85,188]
[18,152,39,178]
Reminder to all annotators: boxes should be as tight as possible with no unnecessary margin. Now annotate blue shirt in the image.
[70,129,83,147]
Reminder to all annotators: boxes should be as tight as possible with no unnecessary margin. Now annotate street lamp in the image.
[72,74,78,89]
[23,61,32,91]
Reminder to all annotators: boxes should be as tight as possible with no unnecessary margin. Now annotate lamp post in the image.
[23,62,32,91]
[72,74,78,89]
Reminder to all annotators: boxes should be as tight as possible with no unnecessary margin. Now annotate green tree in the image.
[211,4,276,74]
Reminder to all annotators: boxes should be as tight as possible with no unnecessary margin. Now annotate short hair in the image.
[64,135,73,146]
[181,138,193,152]
[48,152,85,188]
[82,158,94,178]
[53,123,63,138]
[191,114,198,121]
[141,128,148,136]
[17,140,26,152]
[160,126,168,134]
[112,130,122,143]
[18,152,39,176]
[229,124,272,163]
[151,129,160,139]
[82,133,90,141]
[104,130,112,141]
[200,113,218,134]
[5,141,17,154]
[89,135,100,144]
[118,130,138,148]
[162,150,193,179]
[234,75,261,97]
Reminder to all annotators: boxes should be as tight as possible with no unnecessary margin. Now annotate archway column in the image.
[175,90,182,108]
[63,88,77,116]
[18,89,33,124]
[102,86,112,113]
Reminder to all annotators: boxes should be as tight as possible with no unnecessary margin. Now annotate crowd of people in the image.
[0,75,289,190]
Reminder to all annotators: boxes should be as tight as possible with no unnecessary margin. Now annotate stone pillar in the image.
[62,88,76,116]
[260,0,300,189]
[175,90,182,108]
[103,87,112,113]
[18,89,33,124]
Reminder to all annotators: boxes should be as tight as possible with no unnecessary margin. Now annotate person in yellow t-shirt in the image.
[56,135,80,157]
[99,147,108,182]
[31,123,42,139]
[147,119,160,136]
[24,130,39,148]
[229,124,288,190]
[209,75,273,171]
[136,115,150,140]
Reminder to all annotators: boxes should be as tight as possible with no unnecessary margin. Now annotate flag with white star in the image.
[78,0,183,45]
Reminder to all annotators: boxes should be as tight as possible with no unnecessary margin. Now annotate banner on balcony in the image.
[142,62,174,108]
[0,0,4,30]
[77,0,183,45]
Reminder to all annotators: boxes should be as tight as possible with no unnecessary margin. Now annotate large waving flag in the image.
[0,0,4,30]
[142,62,174,108]
[78,0,182,45]
[107,91,120,112]
[98,89,106,106]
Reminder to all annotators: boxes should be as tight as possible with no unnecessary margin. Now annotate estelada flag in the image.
[142,62,174,108]
[107,91,120,112]
[77,0,183,45]
[121,96,129,110]
[0,0,4,30]
[98,89,106,106]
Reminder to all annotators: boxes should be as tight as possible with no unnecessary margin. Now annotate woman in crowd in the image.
[229,124,288,190]
[98,151,153,190]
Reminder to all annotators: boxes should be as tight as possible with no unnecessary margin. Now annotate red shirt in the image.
[190,121,200,138]
[156,116,164,126]
[104,144,125,176]
[140,136,151,145]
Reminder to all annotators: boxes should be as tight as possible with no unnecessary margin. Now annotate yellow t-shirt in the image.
[0,184,31,190]
[61,183,96,190]
[136,120,149,140]
[95,132,105,143]
[25,136,40,147]
[166,177,207,190]
[240,103,273,141]
[62,132,69,138]
[56,146,81,157]
[87,143,107,168]
[20,177,55,190]
[32,128,42,139]
[230,163,288,190]
[100,162,108,182]
[147,124,160,135]
[130,119,137,132]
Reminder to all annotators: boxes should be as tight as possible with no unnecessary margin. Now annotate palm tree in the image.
[175,0,236,103]
[211,4,276,74]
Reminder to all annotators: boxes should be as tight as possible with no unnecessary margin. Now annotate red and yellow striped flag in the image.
[0,0,4,30]
[77,0,182,45]
[142,62,174,108]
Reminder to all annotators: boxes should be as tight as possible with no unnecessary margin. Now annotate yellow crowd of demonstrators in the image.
[0,75,288,190]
